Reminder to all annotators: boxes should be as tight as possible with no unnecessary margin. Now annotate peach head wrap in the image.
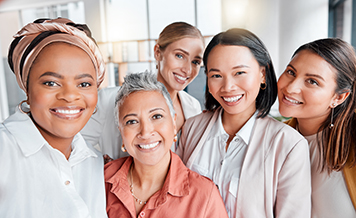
[8,18,105,93]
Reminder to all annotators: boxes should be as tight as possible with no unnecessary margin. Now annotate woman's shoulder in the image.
[178,91,201,118]
[104,156,130,180]
[256,116,308,150]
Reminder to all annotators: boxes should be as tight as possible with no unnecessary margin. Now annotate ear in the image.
[154,44,162,61]
[260,67,266,83]
[330,91,350,107]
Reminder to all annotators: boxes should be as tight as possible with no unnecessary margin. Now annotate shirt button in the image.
[140,211,145,217]
[220,160,224,165]
[64,180,70,185]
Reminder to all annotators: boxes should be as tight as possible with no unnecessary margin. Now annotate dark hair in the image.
[293,38,356,172]
[203,28,277,118]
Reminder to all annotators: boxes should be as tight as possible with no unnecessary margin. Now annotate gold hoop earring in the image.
[121,144,127,152]
[18,100,30,114]
[329,103,336,129]
[93,106,97,115]
[260,82,267,90]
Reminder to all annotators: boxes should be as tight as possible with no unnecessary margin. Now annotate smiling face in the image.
[118,91,176,167]
[155,37,204,93]
[278,50,339,124]
[206,45,265,117]
[27,42,97,144]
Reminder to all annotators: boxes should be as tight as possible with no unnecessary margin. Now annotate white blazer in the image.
[81,87,201,159]
[177,108,311,218]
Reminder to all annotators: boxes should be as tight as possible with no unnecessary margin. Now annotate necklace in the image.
[130,166,147,205]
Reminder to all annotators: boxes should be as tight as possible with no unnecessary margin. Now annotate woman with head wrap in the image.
[0,18,107,218]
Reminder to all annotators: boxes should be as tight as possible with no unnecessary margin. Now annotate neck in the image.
[156,72,179,102]
[297,117,325,136]
[33,121,73,159]
[131,152,171,191]
[222,108,256,136]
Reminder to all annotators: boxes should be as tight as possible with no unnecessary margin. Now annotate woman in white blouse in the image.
[177,28,311,218]
[279,38,356,218]
[0,18,107,218]
[81,22,204,159]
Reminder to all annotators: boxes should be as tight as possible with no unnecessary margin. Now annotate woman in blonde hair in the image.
[0,18,107,218]
[81,21,205,159]
[278,38,356,218]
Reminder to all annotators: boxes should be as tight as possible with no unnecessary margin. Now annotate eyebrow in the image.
[208,64,249,73]
[305,73,325,81]
[39,72,63,79]
[288,64,325,81]
[175,48,202,60]
[39,72,94,80]
[122,108,165,120]
[287,64,297,72]
[75,73,95,80]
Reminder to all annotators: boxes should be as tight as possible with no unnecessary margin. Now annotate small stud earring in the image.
[173,134,178,142]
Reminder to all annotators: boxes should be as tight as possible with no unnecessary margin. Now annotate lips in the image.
[173,73,189,84]
[50,106,84,120]
[138,141,160,149]
[284,95,303,104]
[222,95,243,103]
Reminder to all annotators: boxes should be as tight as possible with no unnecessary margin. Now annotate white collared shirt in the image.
[191,110,257,217]
[0,110,107,218]
[306,134,356,218]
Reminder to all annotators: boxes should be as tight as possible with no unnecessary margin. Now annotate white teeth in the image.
[175,74,188,81]
[56,109,81,114]
[285,96,302,104]
[223,95,242,103]
[138,142,159,149]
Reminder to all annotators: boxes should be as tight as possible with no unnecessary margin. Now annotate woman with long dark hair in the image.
[278,38,356,218]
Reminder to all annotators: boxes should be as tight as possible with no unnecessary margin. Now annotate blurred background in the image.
[0,0,352,121]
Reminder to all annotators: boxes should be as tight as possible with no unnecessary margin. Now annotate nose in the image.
[181,60,191,75]
[57,84,81,102]
[284,78,301,94]
[137,119,155,139]
[221,76,237,92]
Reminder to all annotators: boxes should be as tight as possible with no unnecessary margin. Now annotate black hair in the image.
[203,28,277,118]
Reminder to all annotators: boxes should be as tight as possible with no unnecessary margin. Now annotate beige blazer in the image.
[177,108,311,218]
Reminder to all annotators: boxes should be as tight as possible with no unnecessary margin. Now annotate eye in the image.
[152,114,163,120]
[210,74,221,78]
[306,78,319,86]
[286,69,295,77]
[235,71,245,76]
[192,60,201,66]
[78,82,92,88]
[43,81,58,87]
[176,53,183,59]
[125,120,138,125]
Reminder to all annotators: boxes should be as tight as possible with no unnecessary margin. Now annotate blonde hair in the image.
[157,22,204,51]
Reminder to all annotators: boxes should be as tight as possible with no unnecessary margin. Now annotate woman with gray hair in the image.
[104,72,228,218]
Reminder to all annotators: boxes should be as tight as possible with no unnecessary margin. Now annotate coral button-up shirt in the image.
[105,151,228,218]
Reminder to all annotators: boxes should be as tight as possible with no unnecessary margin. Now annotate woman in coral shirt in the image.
[105,72,228,218]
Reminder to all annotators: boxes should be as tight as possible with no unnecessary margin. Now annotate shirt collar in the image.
[3,110,47,157]
[3,110,97,161]
[208,108,258,145]
[105,151,189,210]
[237,111,257,145]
